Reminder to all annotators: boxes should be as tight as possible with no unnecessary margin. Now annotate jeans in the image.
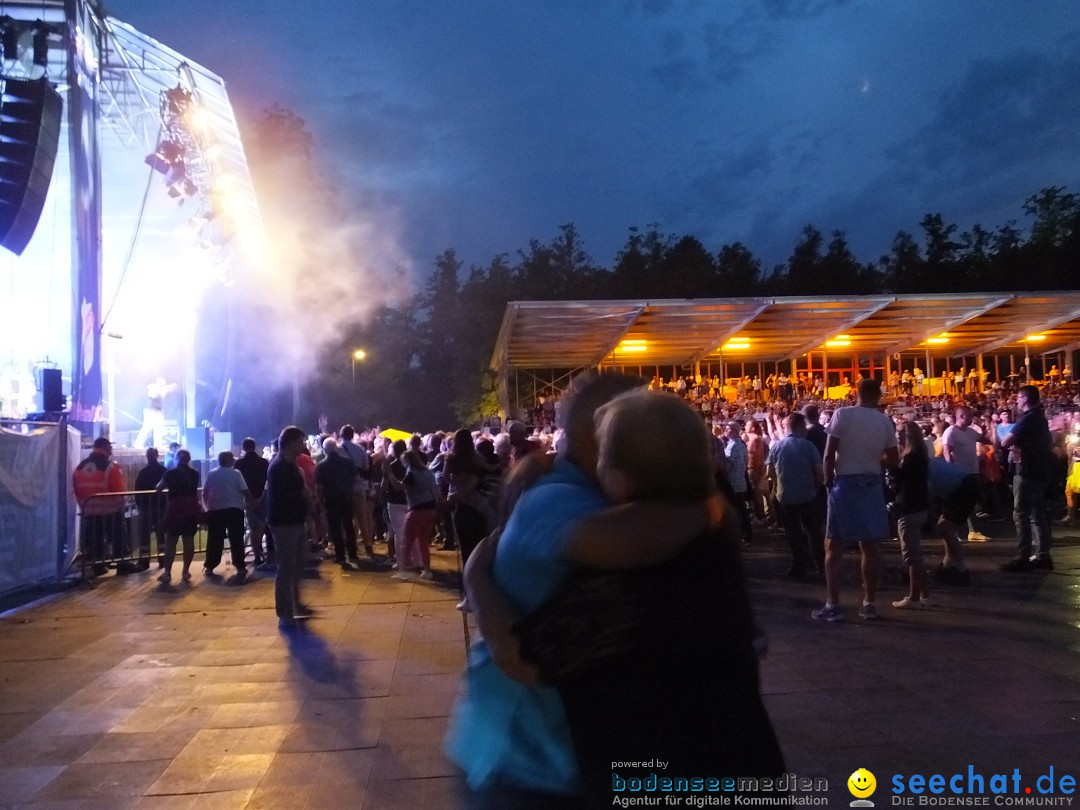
[269,523,305,618]
[780,500,825,573]
[1013,477,1052,560]
[324,496,358,562]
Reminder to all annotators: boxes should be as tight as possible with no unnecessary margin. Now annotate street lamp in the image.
[352,348,366,383]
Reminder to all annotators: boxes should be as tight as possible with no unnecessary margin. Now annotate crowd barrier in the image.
[77,490,210,580]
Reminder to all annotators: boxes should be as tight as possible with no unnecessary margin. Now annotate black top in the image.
[805,423,827,457]
[383,457,408,505]
[892,453,930,514]
[160,466,199,498]
[134,461,166,492]
[315,452,357,500]
[1010,406,1052,482]
[267,455,308,525]
[235,452,269,498]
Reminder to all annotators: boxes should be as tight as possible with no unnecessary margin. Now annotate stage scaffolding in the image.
[0,0,263,445]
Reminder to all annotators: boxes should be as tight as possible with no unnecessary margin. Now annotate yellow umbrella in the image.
[378,428,414,442]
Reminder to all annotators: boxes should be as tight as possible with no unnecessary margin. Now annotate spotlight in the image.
[145,140,183,173]
[0,17,18,61]
[32,20,50,68]
[163,86,193,120]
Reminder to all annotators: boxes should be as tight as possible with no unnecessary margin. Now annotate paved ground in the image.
[1,519,1078,809]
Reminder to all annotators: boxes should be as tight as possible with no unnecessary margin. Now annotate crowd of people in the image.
[69,366,1078,806]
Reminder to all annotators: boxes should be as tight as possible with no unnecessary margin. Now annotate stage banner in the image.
[66,0,103,423]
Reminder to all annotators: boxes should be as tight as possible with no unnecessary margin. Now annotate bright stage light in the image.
[1025,334,1046,342]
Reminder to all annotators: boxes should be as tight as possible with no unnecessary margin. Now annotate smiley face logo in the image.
[848,768,877,799]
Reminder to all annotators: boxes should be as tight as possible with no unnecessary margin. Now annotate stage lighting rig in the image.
[0,16,18,61]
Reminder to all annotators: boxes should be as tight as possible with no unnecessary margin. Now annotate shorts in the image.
[896,511,928,567]
[826,474,889,546]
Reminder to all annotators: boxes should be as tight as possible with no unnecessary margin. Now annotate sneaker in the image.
[226,572,247,586]
[919,596,932,607]
[181,571,192,582]
[391,572,414,582]
[967,531,991,543]
[418,570,435,581]
[1031,557,1054,570]
[811,604,844,622]
[858,603,879,621]
[1000,558,1033,573]
[157,571,171,585]
[891,596,925,610]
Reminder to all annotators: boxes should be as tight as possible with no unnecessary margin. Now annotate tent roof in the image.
[491,292,1080,370]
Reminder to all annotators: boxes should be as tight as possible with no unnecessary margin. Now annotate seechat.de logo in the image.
[849,768,878,807]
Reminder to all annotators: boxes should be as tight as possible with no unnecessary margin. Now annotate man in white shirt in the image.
[203,451,251,582]
[942,406,993,542]
[813,378,899,622]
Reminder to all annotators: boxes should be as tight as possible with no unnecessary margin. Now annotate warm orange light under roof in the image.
[1026,335,1047,342]
[617,345,648,353]
[723,338,751,350]
[926,336,950,344]
[620,339,647,345]
[825,339,852,348]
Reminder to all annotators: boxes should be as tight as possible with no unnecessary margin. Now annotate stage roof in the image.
[490,292,1080,370]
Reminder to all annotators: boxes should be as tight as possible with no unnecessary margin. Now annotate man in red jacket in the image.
[73,437,127,575]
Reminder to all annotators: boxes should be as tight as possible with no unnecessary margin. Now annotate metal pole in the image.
[56,414,69,583]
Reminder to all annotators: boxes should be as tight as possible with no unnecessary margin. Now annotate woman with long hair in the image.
[445,428,498,564]
[891,420,931,608]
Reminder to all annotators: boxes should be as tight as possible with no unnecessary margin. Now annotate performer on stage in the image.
[134,377,177,449]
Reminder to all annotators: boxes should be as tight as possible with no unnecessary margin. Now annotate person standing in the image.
[267,426,313,627]
[134,378,177,449]
[723,422,754,545]
[202,451,251,583]
[133,447,167,571]
[157,449,201,586]
[338,425,375,556]
[941,406,993,542]
[812,378,899,622]
[1000,386,1055,571]
[236,437,271,568]
[766,412,824,579]
[72,437,127,577]
[316,437,361,568]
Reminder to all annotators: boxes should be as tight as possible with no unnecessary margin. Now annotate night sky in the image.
[103,0,1080,278]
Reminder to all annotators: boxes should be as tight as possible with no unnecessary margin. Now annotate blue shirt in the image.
[444,457,610,794]
[767,435,821,505]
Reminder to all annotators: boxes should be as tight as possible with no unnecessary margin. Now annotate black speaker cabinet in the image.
[0,78,63,255]
[38,367,63,412]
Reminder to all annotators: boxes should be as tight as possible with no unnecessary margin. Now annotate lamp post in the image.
[351,349,366,383]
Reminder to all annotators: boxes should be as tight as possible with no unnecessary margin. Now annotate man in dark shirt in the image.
[317,438,360,567]
[1000,386,1054,571]
[134,448,167,570]
[236,437,271,567]
[267,426,312,627]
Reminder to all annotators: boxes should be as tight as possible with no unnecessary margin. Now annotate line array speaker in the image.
[0,77,63,255]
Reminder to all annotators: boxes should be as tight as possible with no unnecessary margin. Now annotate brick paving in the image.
[1,521,1078,808]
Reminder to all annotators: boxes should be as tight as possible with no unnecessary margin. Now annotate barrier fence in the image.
[77,490,211,579]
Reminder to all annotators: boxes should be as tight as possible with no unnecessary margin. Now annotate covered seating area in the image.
[489,292,1080,417]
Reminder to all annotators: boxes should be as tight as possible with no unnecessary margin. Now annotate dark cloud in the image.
[751,38,1080,265]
